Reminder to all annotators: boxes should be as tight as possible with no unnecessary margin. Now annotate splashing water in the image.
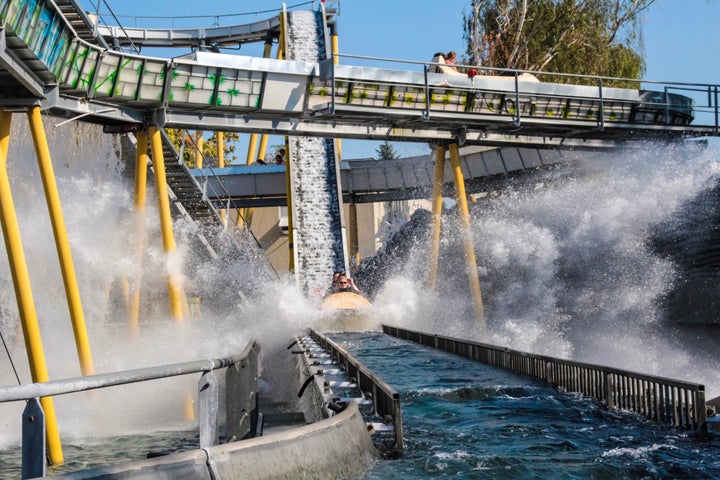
[0,117,325,452]
[1,91,720,477]
[374,139,720,397]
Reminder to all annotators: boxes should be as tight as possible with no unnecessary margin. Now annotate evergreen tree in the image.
[375,141,398,161]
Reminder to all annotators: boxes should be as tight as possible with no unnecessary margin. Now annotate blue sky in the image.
[78,0,720,161]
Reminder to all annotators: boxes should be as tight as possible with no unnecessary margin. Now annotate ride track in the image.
[1,2,719,478]
[1,0,718,148]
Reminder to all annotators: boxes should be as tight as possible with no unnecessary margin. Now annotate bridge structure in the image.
[1,0,720,468]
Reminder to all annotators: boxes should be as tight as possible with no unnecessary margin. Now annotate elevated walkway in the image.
[0,0,717,146]
[192,146,586,207]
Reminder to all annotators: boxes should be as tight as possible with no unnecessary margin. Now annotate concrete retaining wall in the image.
[47,402,377,480]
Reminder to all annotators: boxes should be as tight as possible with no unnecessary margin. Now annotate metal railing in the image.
[160,129,280,279]
[309,329,403,450]
[0,342,259,479]
[320,52,720,133]
[383,325,707,433]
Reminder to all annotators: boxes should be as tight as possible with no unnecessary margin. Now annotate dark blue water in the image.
[328,332,720,479]
[2,332,720,479]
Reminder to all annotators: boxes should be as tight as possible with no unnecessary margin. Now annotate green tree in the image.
[166,129,240,166]
[463,0,655,86]
[375,141,398,161]
[205,131,240,164]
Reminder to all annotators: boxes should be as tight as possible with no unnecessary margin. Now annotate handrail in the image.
[0,341,259,478]
[309,329,403,450]
[334,52,719,90]
[0,0,720,142]
[383,325,707,433]
[330,52,720,133]
[0,341,254,402]
[170,129,280,279]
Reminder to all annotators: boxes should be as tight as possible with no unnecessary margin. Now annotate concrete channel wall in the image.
[48,402,377,480]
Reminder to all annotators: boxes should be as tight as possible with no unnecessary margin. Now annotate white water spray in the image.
[374,140,720,396]
[0,117,324,449]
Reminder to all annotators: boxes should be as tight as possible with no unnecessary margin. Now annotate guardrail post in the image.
[545,361,554,385]
[605,373,615,409]
[513,74,521,126]
[226,345,259,441]
[198,371,219,448]
[714,86,719,136]
[392,393,404,450]
[695,387,707,433]
[597,78,605,131]
[22,398,45,480]
[423,64,430,121]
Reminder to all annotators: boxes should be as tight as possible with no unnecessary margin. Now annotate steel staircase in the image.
[137,131,277,283]
[52,0,110,49]
[157,130,216,225]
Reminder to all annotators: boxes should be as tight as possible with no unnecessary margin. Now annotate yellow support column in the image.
[348,203,360,268]
[245,133,258,165]
[195,130,203,168]
[217,132,225,168]
[257,133,269,163]
[427,145,445,290]
[217,132,226,223]
[148,126,184,322]
[448,143,485,327]
[0,111,64,465]
[276,19,293,271]
[129,130,150,335]
[27,107,95,377]
[241,132,259,227]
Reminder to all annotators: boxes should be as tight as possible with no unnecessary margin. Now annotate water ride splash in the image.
[371,139,720,397]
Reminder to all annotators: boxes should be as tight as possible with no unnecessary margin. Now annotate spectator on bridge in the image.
[444,51,460,73]
[430,51,464,76]
[274,153,285,165]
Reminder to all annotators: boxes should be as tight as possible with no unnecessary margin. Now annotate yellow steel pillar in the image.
[245,133,258,165]
[0,111,64,465]
[195,130,203,168]
[448,143,485,327]
[148,126,184,321]
[217,132,226,223]
[348,203,360,268]
[217,132,225,168]
[278,14,286,61]
[129,130,150,335]
[240,132,258,227]
[427,144,446,290]
[257,132,269,163]
[27,107,95,377]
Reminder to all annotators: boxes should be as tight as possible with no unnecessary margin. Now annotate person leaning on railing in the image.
[430,51,464,76]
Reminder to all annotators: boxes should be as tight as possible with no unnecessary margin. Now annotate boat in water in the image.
[318,291,379,332]
[320,291,372,310]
